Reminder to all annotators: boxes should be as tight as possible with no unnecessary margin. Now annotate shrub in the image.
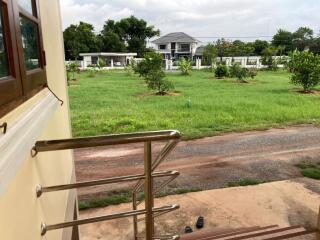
[98,58,106,69]
[215,64,229,78]
[124,59,136,76]
[178,58,192,75]
[145,70,174,95]
[289,51,320,92]
[66,61,80,84]
[134,52,163,77]
[261,47,279,71]
[248,68,258,79]
[87,68,98,78]
[135,52,174,95]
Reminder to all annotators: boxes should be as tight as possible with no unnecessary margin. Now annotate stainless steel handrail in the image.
[41,204,180,236]
[35,130,182,239]
[34,130,181,152]
[36,170,179,197]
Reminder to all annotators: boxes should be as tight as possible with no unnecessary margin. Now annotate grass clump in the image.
[296,161,320,180]
[227,178,265,187]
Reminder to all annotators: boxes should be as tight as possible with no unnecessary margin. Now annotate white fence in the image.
[165,56,287,71]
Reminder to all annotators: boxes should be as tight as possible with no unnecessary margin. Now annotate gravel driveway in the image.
[75,125,320,201]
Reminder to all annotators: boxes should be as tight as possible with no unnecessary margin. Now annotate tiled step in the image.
[180,226,318,240]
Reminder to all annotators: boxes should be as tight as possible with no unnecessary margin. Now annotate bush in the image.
[289,51,320,92]
[215,64,229,78]
[178,58,192,75]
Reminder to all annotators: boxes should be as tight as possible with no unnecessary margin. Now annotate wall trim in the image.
[0,92,59,196]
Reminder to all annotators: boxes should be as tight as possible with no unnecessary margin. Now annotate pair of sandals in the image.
[185,216,204,233]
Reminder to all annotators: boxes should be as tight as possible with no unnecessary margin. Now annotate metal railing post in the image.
[133,192,138,240]
[144,141,154,239]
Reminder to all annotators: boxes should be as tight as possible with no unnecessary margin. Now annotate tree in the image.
[252,40,269,56]
[230,40,254,56]
[215,38,233,60]
[292,27,314,51]
[63,22,100,60]
[272,29,293,55]
[309,37,320,55]
[261,46,279,70]
[178,58,192,75]
[100,16,160,57]
[289,51,320,92]
[99,20,126,52]
[203,43,218,69]
[135,52,173,95]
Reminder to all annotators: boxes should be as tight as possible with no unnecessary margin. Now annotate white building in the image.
[79,52,137,69]
[152,32,199,61]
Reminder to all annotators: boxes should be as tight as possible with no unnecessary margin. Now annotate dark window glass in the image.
[20,16,40,70]
[17,0,35,16]
[0,6,9,78]
[159,45,166,50]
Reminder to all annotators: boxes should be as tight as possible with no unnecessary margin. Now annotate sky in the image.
[60,0,320,43]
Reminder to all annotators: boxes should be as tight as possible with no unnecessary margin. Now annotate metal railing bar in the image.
[135,172,180,207]
[41,204,180,236]
[37,171,179,197]
[137,208,176,223]
[35,130,181,152]
[132,140,179,193]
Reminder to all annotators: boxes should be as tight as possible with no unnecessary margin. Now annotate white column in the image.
[111,58,114,69]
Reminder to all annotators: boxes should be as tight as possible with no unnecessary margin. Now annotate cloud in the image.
[60,0,320,42]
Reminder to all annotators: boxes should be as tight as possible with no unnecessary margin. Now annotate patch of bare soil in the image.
[137,91,182,97]
[75,125,320,202]
[79,179,320,240]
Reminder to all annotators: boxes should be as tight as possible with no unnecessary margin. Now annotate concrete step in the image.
[180,226,318,240]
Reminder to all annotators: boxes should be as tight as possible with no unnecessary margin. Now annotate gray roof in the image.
[152,32,198,44]
[195,46,205,56]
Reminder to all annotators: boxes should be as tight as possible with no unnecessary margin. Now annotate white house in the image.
[79,52,137,69]
[152,32,199,61]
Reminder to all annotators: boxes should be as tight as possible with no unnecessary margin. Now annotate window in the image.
[179,44,190,52]
[159,45,166,50]
[0,6,9,78]
[0,0,46,117]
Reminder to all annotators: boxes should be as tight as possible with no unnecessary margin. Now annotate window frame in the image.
[0,0,47,118]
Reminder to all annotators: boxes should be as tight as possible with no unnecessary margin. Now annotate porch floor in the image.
[79,178,320,240]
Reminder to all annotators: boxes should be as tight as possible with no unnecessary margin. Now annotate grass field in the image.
[69,70,320,139]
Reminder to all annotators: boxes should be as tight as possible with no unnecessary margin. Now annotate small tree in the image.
[98,58,106,69]
[145,70,173,95]
[66,61,80,83]
[215,64,229,78]
[135,52,174,95]
[178,58,192,75]
[203,43,218,71]
[261,47,278,70]
[230,63,258,82]
[289,51,320,92]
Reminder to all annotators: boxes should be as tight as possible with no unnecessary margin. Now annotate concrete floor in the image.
[79,178,320,240]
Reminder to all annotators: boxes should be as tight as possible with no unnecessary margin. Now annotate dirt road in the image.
[75,125,320,201]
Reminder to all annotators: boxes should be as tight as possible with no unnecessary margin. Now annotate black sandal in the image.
[185,226,193,233]
[196,216,204,229]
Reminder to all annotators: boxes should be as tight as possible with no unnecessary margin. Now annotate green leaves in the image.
[289,50,320,92]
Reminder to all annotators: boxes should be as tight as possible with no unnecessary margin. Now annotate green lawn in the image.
[69,70,320,139]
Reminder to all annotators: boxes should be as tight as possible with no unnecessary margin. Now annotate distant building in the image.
[79,52,137,68]
[152,32,200,61]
